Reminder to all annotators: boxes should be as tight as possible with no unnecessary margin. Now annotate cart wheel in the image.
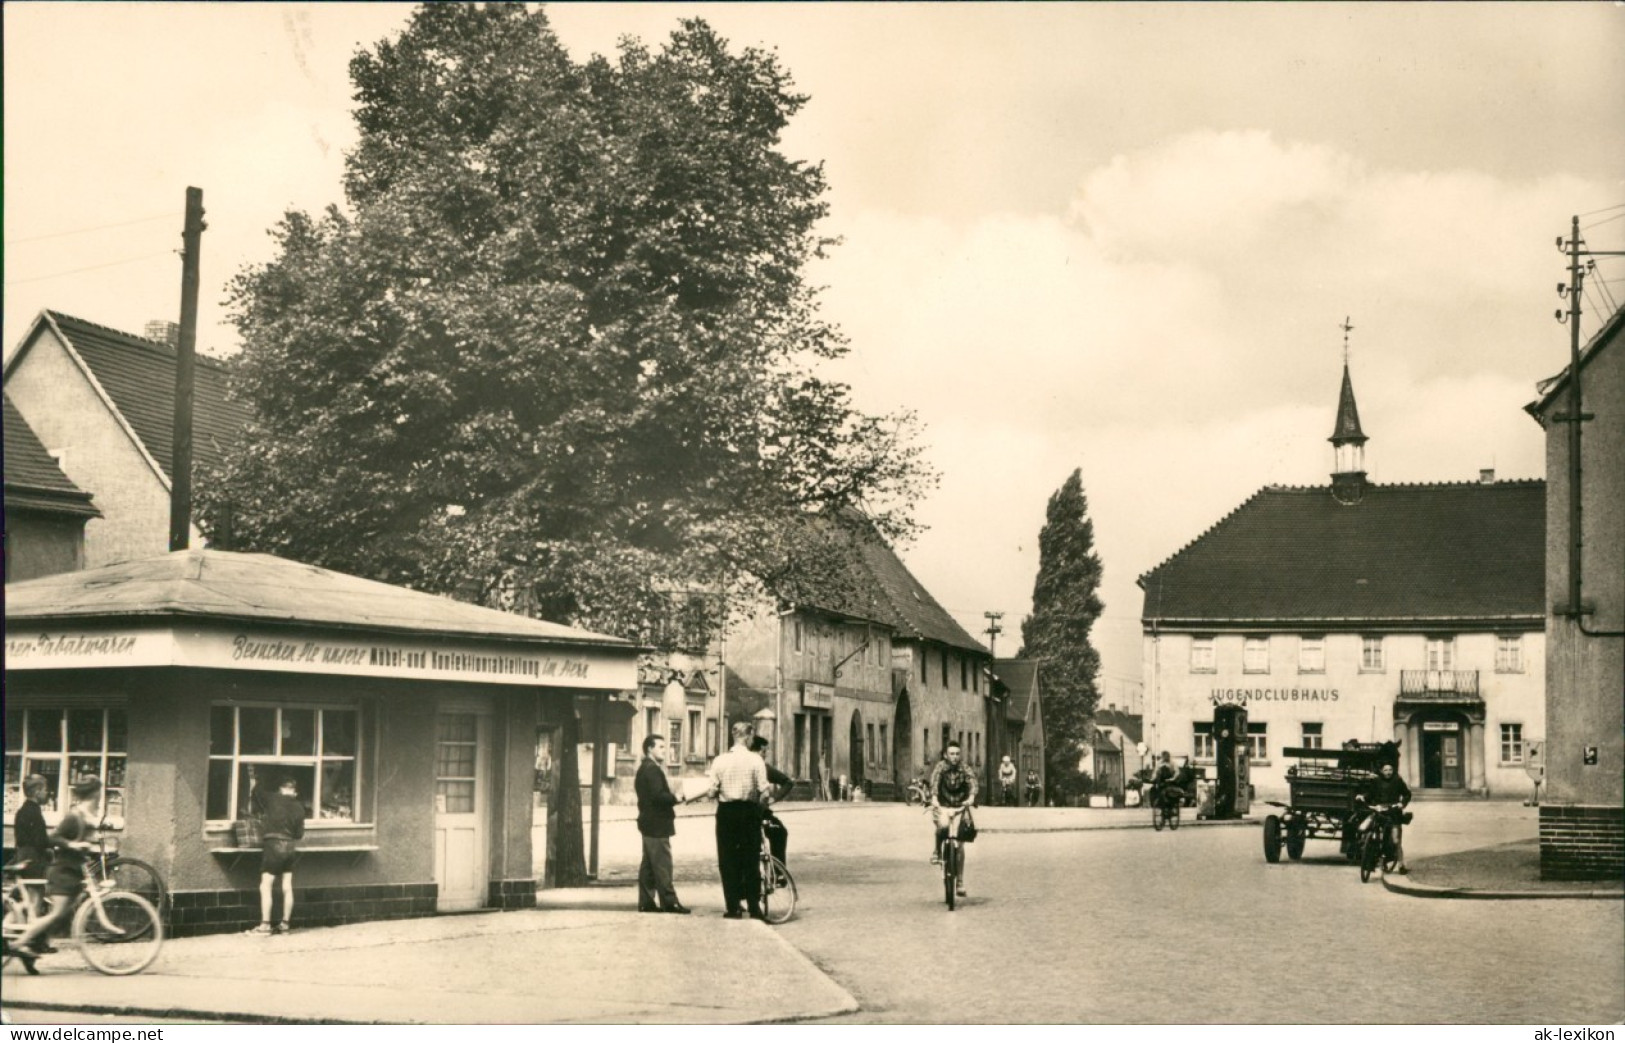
[1285,822,1306,861]
[1263,815,1283,863]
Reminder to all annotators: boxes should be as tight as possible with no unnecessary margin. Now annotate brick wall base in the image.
[488,878,538,910]
[1539,804,1625,881]
[169,882,439,937]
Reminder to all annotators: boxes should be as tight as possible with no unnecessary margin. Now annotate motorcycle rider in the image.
[1353,761,1412,872]
[997,755,1018,806]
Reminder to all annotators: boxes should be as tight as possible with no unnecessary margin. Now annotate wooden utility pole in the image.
[169,187,205,551]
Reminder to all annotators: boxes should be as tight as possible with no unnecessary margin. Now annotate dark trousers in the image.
[639,834,678,910]
[716,802,763,914]
[763,812,788,867]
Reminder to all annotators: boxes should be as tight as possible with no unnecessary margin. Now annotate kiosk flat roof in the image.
[4,549,635,648]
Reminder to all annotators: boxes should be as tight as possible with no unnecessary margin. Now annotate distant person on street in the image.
[635,734,691,914]
[998,755,1018,806]
[1174,756,1197,804]
[696,721,771,920]
[817,752,832,802]
[7,776,102,965]
[248,774,306,935]
[750,735,793,869]
[1024,767,1041,807]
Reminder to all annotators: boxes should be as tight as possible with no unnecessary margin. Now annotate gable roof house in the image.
[4,393,100,581]
[4,311,250,570]
[1139,358,1546,799]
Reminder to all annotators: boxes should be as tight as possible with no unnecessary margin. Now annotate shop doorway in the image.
[848,710,865,791]
[894,692,913,789]
[1420,721,1465,790]
[435,705,491,911]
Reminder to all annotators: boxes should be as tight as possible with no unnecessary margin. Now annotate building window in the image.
[1426,636,1455,672]
[1495,635,1524,673]
[793,620,803,653]
[1500,723,1525,764]
[1298,636,1325,674]
[1301,722,1324,749]
[920,650,928,683]
[667,720,683,765]
[207,705,359,823]
[1190,636,1216,673]
[973,664,980,693]
[4,707,128,826]
[1360,636,1385,672]
[707,718,719,758]
[1192,722,1215,762]
[1246,722,1269,762]
[941,651,949,686]
[688,710,702,757]
[645,708,660,746]
[1243,637,1270,674]
[960,659,968,690]
[879,724,888,768]
[865,723,875,765]
[435,715,479,813]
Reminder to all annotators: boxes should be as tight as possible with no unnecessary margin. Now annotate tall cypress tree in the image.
[1019,468,1104,802]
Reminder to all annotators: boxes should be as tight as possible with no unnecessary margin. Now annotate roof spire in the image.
[1330,317,1367,505]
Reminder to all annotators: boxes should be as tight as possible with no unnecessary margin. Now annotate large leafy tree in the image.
[200,4,928,643]
[1019,469,1105,803]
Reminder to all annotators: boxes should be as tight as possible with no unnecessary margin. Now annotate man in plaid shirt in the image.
[696,721,772,919]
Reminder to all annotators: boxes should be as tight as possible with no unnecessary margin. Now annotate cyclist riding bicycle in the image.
[928,741,978,896]
[1353,761,1412,873]
[6,776,102,962]
[1149,751,1180,810]
[997,755,1018,806]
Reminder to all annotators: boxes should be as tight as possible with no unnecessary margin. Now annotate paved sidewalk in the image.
[1,901,857,1025]
[1384,837,1625,900]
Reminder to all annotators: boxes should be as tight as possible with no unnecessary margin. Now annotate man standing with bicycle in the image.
[6,776,100,964]
[696,721,772,921]
[929,741,977,898]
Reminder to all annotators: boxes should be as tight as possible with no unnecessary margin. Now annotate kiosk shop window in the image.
[3,707,128,825]
[1499,723,1525,764]
[207,705,360,823]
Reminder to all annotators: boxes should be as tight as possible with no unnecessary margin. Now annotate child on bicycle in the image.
[6,776,101,962]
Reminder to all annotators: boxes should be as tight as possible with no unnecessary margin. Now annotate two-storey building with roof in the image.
[1140,361,1546,799]
[4,393,100,582]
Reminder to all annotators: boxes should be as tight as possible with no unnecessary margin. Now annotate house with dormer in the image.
[1140,359,1546,799]
[4,393,100,581]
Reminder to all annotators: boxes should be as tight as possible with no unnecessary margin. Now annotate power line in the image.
[1581,211,1624,232]
[4,212,178,246]
[1577,202,1625,218]
[3,251,175,286]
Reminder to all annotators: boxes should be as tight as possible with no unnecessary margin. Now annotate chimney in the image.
[145,320,180,347]
[1479,468,1495,485]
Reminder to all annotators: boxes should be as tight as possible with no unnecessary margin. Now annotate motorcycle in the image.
[1355,802,1411,882]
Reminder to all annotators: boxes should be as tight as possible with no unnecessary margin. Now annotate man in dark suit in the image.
[635,734,690,914]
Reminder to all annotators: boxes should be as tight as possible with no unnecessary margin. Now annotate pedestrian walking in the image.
[7,776,101,962]
[635,734,691,914]
[8,775,52,874]
[695,721,771,920]
[817,751,831,802]
[248,774,306,935]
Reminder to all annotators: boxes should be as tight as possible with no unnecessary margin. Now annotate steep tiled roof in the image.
[38,311,250,480]
[851,534,988,654]
[5,548,634,648]
[1330,364,1367,445]
[1094,708,1143,745]
[1138,480,1545,625]
[994,659,1038,721]
[3,394,99,516]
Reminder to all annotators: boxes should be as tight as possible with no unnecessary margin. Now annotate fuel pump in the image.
[1213,704,1250,819]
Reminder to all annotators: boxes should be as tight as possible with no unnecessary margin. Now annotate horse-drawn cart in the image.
[1261,743,1396,863]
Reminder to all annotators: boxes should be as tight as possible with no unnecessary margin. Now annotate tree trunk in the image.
[544,702,587,888]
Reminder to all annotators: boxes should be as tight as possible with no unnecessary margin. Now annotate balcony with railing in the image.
[1399,669,1480,698]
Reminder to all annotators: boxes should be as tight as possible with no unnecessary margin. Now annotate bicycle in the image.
[938,805,970,911]
[1355,803,1409,883]
[1150,784,1182,831]
[757,815,797,924]
[85,826,167,936]
[2,869,164,976]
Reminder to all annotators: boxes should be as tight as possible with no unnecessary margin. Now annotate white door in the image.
[434,708,489,912]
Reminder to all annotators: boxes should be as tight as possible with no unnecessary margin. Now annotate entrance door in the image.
[894,693,913,790]
[1441,732,1463,788]
[435,708,490,912]
[849,711,865,788]
[1421,724,1464,790]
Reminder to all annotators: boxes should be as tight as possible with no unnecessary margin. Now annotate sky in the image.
[5,3,1623,704]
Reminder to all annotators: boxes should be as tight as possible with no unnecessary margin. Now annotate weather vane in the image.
[1340,316,1355,366]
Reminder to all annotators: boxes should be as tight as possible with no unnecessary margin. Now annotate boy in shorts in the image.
[247,775,306,935]
[7,776,101,967]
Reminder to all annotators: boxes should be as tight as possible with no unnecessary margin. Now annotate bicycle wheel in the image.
[1169,803,1181,831]
[104,859,166,936]
[943,842,957,910]
[760,856,797,925]
[1152,801,1165,831]
[1359,834,1379,883]
[74,890,163,976]
[3,895,32,966]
